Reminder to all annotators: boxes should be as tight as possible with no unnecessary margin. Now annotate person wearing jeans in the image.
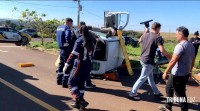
[131,61,161,95]
[159,26,195,111]
[129,22,171,100]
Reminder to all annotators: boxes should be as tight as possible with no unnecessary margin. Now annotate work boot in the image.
[57,74,63,85]
[62,76,69,88]
[71,98,80,109]
[78,98,89,111]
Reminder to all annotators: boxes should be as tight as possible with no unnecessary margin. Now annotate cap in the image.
[80,21,86,26]
[194,31,199,36]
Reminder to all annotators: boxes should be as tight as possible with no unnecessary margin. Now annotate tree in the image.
[4,20,17,29]
[45,19,61,41]
[15,24,24,31]
[5,20,11,26]
[10,23,17,29]
[13,8,47,45]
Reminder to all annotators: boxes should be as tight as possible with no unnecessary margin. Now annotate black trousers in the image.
[57,50,72,83]
[68,59,92,99]
[85,74,92,86]
[165,74,190,111]
[57,50,71,73]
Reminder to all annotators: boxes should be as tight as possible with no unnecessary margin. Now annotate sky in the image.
[0,0,199,33]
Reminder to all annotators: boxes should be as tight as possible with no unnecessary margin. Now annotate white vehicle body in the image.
[91,31,124,75]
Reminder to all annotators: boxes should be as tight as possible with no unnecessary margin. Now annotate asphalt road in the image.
[0,43,199,111]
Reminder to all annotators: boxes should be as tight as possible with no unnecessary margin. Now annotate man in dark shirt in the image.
[56,18,75,88]
[129,22,171,99]
[190,31,200,57]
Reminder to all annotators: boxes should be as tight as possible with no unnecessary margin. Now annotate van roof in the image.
[92,31,119,41]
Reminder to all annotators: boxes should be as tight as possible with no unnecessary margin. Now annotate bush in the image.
[29,42,43,48]
[123,30,142,38]
[44,41,58,49]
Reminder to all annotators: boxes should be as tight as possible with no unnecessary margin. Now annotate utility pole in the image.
[73,0,81,26]
[77,0,80,26]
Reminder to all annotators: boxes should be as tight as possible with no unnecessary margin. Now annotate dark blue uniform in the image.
[56,25,76,86]
[66,37,94,99]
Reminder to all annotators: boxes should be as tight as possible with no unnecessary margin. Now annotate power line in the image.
[9,1,77,8]
[82,9,103,20]
[9,0,104,20]
[9,1,104,21]
[9,0,135,28]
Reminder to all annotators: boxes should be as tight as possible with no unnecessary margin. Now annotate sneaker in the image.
[158,106,171,111]
[128,92,141,100]
[85,84,96,88]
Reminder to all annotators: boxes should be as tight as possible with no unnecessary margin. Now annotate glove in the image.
[63,63,69,73]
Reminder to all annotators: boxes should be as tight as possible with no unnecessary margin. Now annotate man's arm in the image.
[162,54,180,80]
[158,45,172,60]
[162,44,184,80]
[64,29,71,46]
[165,54,180,74]
[138,28,149,43]
[63,41,81,73]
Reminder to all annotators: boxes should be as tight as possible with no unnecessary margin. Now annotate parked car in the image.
[123,36,139,47]
[0,26,31,46]
[20,28,38,38]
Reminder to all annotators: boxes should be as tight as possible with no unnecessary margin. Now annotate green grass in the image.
[28,41,58,49]
[126,45,141,68]
[126,41,200,71]
[126,45,141,56]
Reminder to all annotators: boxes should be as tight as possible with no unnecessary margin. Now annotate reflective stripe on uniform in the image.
[64,43,69,47]
[64,74,70,76]
[71,86,78,91]
[79,90,85,93]
[57,72,63,75]
[72,50,79,55]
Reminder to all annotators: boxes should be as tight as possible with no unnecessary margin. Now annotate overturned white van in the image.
[91,31,124,75]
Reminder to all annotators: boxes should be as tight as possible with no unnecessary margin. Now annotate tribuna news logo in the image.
[166,97,196,103]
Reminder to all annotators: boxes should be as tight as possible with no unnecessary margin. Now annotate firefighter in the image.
[56,18,76,88]
[63,25,95,110]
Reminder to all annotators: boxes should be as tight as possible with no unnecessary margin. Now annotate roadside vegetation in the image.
[28,41,58,49]
[29,38,200,73]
